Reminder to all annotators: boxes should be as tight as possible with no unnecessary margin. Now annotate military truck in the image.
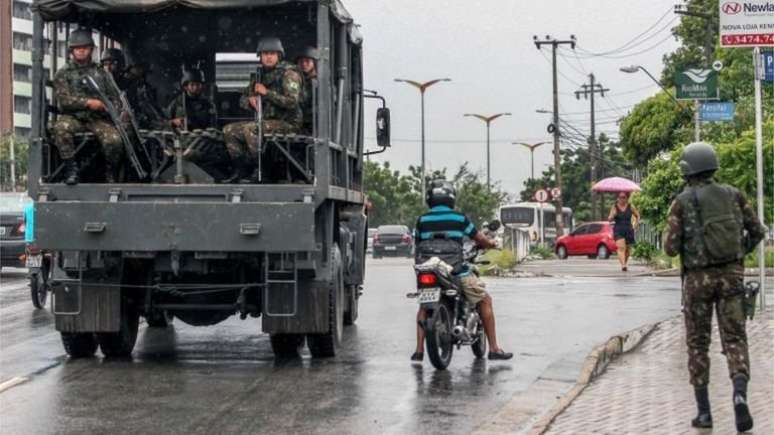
[28,0,391,358]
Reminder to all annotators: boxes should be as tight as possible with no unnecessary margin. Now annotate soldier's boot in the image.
[239,167,262,184]
[222,163,247,184]
[105,162,119,184]
[691,386,713,428]
[733,375,753,433]
[62,159,80,185]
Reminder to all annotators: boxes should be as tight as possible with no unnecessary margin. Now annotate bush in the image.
[744,247,774,268]
[479,249,517,276]
[529,245,555,260]
[632,242,658,261]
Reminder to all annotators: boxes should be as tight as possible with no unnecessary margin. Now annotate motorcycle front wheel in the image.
[425,303,454,370]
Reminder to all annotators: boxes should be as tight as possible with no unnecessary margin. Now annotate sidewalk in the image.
[543,311,773,434]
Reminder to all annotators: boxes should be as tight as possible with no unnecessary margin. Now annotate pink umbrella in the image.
[592,177,641,193]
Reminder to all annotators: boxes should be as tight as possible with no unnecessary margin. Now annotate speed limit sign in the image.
[534,189,549,203]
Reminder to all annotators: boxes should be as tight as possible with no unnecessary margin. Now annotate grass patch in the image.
[479,249,517,276]
[529,245,555,260]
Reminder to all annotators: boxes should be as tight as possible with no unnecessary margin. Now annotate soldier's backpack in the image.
[679,183,745,269]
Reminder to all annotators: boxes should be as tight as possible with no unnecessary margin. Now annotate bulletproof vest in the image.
[677,182,745,269]
[61,62,118,120]
[261,62,302,125]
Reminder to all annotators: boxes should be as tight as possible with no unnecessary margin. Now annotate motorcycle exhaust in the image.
[452,325,465,337]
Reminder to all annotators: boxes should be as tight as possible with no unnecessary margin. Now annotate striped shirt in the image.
[414,205,478,243]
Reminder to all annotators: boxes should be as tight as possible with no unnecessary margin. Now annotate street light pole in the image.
[464,112,512,189]
[394,78,452,196]
[513,141,549,181]
[620,65,695,131]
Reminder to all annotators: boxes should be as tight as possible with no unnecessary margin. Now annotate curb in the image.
[527,321,660,435]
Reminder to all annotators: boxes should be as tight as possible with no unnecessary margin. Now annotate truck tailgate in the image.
[35,201,316,252]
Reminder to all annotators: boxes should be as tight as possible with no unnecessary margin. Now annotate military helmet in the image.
[180,69,205,86]
[100,48,125,67]
[256,37,285,57]
[296,46,319,62]
[68,29,95,48]
[679,142,719,177]
[426,179,456,209]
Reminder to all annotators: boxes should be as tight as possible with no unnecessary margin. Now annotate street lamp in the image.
[394,78,452,195]
[513,141,549,181]
[463,112,512,189]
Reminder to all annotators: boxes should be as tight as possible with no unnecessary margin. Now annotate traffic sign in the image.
[719,1,774,47]
[551,187,562,199]
[700,102,736,121]
[763,50,774,82]
[534,189,549,203]
[675,69,719,100]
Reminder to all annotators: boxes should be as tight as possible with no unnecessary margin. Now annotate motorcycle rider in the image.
[412,180,514,362]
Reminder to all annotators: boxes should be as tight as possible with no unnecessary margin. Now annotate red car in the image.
[555,222,617,260]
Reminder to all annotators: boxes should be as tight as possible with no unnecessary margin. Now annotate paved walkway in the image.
[544,311,773,434]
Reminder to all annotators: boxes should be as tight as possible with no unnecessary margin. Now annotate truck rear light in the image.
[417,272,438,287]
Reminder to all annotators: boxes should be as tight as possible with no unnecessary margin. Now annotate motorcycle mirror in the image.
[487,220,501,232]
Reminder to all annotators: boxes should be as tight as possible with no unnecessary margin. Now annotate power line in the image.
[574,7,673,57]
[576,32,675,59]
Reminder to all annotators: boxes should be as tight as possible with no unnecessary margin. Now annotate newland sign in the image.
[720,1,774,47]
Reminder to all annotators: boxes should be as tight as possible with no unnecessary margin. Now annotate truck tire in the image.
[307,247,344,358]
[61,332,98,358]
[343,285,359,326]
[97,299,140,358]
[270,334,305,358]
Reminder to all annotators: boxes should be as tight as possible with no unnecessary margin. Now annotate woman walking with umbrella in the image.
[593,177,641,272]
[608,192,640,271]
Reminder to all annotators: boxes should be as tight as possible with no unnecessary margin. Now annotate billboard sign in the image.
[719,1,774,47]
[700,102,736,121]
[675,69,719,100]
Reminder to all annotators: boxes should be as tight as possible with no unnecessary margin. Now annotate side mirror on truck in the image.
[376,108,391,147]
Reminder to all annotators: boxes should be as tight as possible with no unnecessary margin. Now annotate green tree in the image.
[619,92,693,165]
[450,163,506,226]
[631,148,685,231]
[0,134,29,191]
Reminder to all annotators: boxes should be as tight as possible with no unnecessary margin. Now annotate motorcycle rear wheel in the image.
[425,304,454,370]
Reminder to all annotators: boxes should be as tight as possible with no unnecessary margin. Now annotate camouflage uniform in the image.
[664,179,765,386]
[123,75,167,130]
[52,60,123,165]
[165,93,217,131]
[300,71,317,134]
[223,61,303,163]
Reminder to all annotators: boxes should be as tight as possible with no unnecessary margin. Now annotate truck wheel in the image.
[146,310,173,328]
[270,334,305,358]
[343,285,359,326]
[61,332,98,358]
[308,247,344,358]
[97,299,140,358]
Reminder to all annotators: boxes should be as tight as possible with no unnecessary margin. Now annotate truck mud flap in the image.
[262,280,329,334]
[35,202,316,252]
[53,268,121,333]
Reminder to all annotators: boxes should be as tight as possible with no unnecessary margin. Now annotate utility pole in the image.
[575,73,609,220]
[533,35,576,237]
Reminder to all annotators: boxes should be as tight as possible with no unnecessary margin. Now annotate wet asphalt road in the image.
[1,259,682,434]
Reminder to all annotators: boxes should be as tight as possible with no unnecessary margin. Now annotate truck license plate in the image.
[26,254,42,268]
[417,287,440,304]
[385,246,396,251]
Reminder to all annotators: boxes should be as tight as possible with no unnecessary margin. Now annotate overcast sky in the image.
[345,0,682,200]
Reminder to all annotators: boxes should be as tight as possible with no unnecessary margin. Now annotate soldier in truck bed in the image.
[52,29,124,185]
[222,36,303,183]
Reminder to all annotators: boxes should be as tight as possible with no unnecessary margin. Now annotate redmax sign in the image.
[719,1,774,47]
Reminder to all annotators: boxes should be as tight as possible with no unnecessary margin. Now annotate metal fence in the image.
[636,220,662,249]
[502,226,531,263]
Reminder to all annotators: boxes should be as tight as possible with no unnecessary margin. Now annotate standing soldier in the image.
[123,62,166,130]
[664,142,765,432]
[296,47,319,134]
[166,69,217,131]
[223,36,303,183]
[52,29,124,184]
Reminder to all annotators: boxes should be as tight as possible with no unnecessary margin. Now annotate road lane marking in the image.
[0,376,29,393]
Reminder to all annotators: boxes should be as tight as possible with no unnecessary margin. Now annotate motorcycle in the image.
[26,245,51,309]
[407,220,500,370]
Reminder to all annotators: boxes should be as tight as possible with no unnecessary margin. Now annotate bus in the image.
[499,202,573,246]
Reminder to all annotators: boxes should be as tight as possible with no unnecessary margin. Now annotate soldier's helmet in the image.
[426,179,456,209]
[68,29,95,49]
[100,48,125,68]
[296,46,319,62]
[180,69,205,86]
[256,37,285,57]
[679,142,719,177]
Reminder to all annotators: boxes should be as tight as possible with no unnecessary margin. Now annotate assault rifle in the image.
[82,75,150,179]
[251,65,263,182]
